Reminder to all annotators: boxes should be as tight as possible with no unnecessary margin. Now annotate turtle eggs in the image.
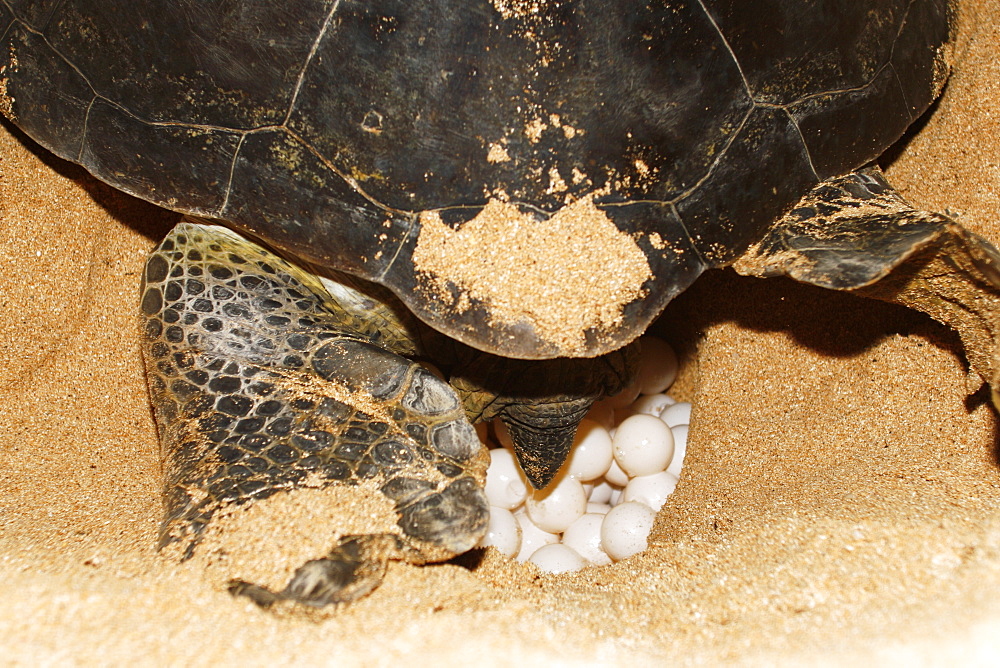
[612,414,674,477]
[477,335,690,573]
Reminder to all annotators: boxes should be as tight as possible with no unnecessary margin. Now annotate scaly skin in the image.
[139,219,632,605]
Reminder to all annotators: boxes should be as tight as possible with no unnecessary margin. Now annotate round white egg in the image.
[524,475,587,534]
[562,513,612,566]
[514,511,559,562]
[588,480,615,504]
[609,486,623,506]
[566,419,614,481]
[635,336,679,395]
[478,506,521,557]
[603,458,630,487]
[601,502,656,561]
[660,401,692,428]
[484,447,528,510]
[586,502,612,515]
[612,414,674,477]
[622,471,679,511]
[625,393,676,418]
[667,424,688,477]
[529,543,587,574]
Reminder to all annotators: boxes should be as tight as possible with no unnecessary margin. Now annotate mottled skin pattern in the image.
[141,221,491,605]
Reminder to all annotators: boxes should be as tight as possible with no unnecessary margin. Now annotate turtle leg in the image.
[733,166,1000,394]
[140,220,488,607]
[228,534,399,608]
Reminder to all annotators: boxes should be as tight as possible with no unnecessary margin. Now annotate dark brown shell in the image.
[0,0,952,357]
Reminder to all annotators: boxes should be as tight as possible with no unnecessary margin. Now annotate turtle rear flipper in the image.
[734,167,1000,390]
[142,222,489,607]
[229,534,398,608]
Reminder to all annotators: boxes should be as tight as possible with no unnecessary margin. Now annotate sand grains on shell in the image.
[413,194,651,355]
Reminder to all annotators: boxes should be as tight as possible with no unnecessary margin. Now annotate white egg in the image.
[484,448,528,510]
[529,543,587,574]
[603,458,630,487]
[635,336,679,395]
[562,513,612,566]
[666,424,688,477]
[525,475,587,534]
[601,502,656,561]
[565,419,614,481]
[622,393,676,420]
[478,506,521,557]
[660,401,692,428]
[622,471,679,511]
[485,335,691,570]
[588,480,615,504]
[514,511,559,562]
[612,414,674,477]
[586,502,612,515]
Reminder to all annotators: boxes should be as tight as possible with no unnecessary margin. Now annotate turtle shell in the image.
[0,0,952,358]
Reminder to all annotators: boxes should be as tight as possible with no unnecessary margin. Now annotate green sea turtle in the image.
[3,0,999,607]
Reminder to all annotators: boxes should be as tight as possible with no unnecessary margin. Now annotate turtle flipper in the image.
[734,166,1000,390]
[732,167,948,290]
[140,220,488,606]
[229,534,398,608]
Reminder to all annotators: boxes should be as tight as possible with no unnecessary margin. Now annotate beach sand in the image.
[2,1,1000,663]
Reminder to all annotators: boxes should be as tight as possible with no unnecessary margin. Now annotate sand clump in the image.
[414,194,651,355]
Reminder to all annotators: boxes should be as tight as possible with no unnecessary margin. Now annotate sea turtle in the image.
[3,0,999,607]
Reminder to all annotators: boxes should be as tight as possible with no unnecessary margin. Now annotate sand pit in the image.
[3,1,1000,663]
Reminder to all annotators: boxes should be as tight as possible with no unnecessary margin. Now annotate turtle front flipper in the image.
[734,166,1000,392]
[141,221,488,607]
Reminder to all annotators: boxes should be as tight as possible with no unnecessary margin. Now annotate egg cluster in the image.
[477,336,688,573]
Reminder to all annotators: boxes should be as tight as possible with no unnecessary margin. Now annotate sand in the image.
[3,1,1000,663]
